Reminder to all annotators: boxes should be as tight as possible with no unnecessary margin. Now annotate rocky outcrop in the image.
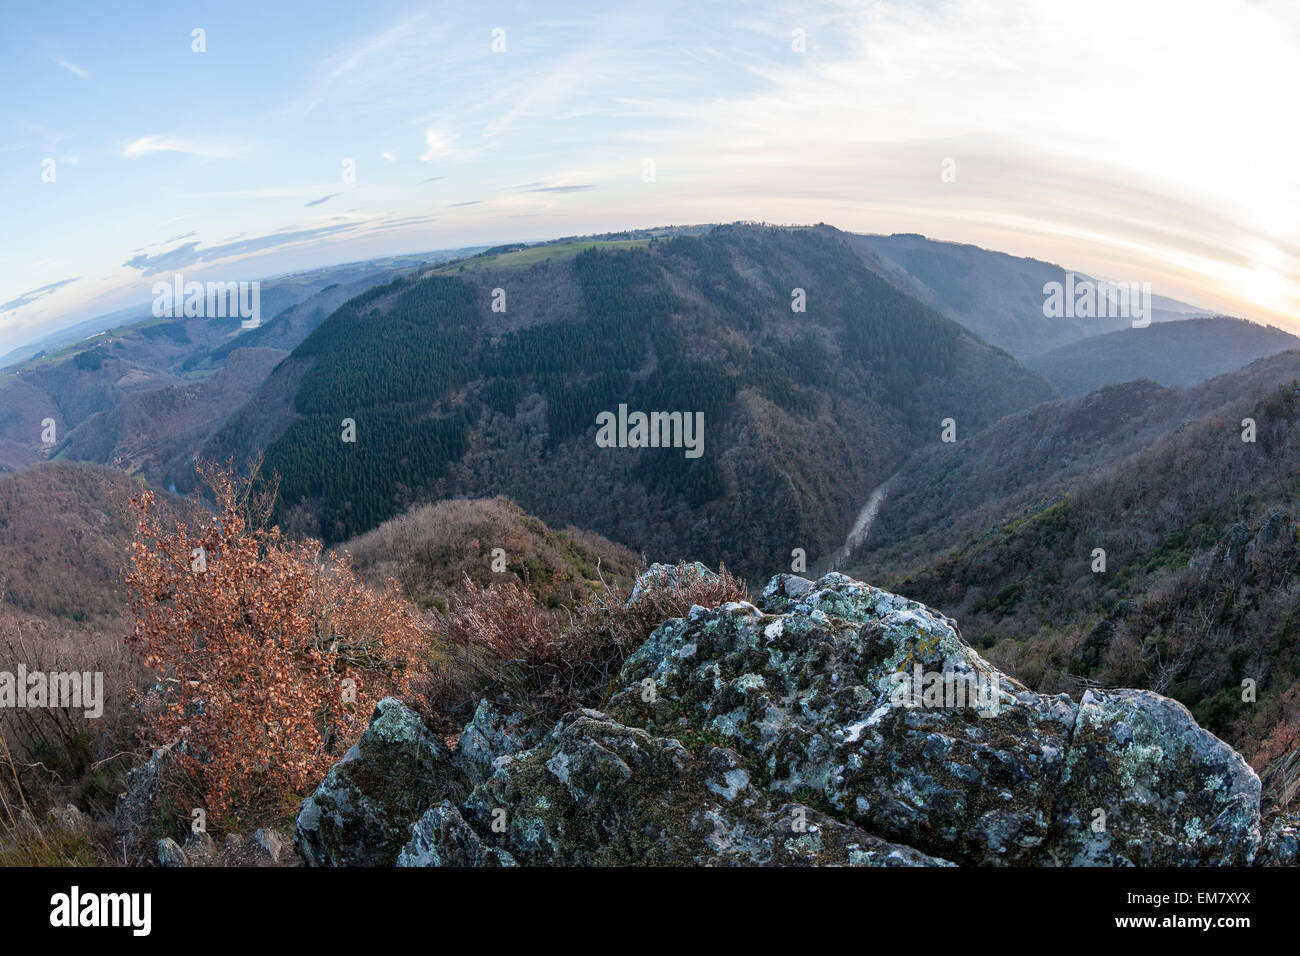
[295,697,454,866]
[296,569,1271,866]
[1044,689,1259,865]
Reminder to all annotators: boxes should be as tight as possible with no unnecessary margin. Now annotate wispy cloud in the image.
[320,13,428,84]
[123,135,231,158]
[305,193,340,207]
[122,225,359,276]
[521,184,597,193]
[0,277,81,314]
[54,56,89,79]
[420,126,451,162]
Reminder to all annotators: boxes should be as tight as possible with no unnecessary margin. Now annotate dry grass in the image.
[419,561,746,730]
[0,610,144,818]
[0,738,113,866]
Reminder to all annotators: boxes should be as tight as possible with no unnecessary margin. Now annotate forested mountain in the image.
[850,232,1209,358]
[56,347,287,490]
[844,351,1300,761]
[0,250,473,480]
[1025,316,1300,396]
[0,463,143,624]
[205,224,1056,576]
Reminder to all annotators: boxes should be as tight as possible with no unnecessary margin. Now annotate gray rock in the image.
[252,828,286,863]
[628,562,717,605]
[608,574,1075,864]
[182,829,217,863]
[156,837,187,868]
[397,802,518,867]
[759,572,815,610]
[115,749,173,861]
[1256,815,1300,866]
[294,572,1270,867]
[48,804,88,832]
[1045,689,1260,865]
[451,699,541,789]
[455,708,952,866]
[295,697,453,866]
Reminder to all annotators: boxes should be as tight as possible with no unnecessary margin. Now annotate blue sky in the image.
[3,0,1298,353]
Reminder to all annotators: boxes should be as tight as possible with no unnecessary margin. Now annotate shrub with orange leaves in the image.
[125,461,426,823]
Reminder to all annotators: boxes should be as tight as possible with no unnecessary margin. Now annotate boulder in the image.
[294,572,1269,867]
[1045,689,1260,865]
[453,709,951,866]
[252,828,287,863]
[628,561,717,605]
[115,748,175,862]
[182,829,217,864]
[156,837,187,867]
[397,802,518,867]
[1256,815,1300,866]
[608,573,1076,864]
[450,698,542,789]
[295,697,453,866]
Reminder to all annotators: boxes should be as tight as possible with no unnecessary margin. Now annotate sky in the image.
[3,0,1299,354]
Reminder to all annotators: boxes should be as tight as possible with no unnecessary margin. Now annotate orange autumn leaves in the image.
[125,462,425,821]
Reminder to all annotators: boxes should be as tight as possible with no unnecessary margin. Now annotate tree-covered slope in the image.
[208,224,1056,576]
[846,352,1300,760]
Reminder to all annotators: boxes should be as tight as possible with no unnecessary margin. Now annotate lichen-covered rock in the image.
[451,698,542,789]
[156,837,187,867]
[628,561,717,605]
[295,697,452,866]
[1256,815,1300,866]
[115,748,175,862]
[293,572,1274,867]
[182,829,216,863]
[1044,689,1261,866]
[606,573,1076,864]
[454,708,950,866]
[397,802,518,867]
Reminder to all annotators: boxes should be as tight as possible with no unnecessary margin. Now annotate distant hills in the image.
[11,222,1296,584]
[1024,316,1300,396]
[851,232,1210,357]
[0,249,473,481]
[0,250,482,371]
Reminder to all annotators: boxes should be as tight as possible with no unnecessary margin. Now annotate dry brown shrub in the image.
[344,495,639,611]
[125,460,426,823]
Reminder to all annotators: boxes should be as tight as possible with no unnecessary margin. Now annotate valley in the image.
[3,221,1299,865]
